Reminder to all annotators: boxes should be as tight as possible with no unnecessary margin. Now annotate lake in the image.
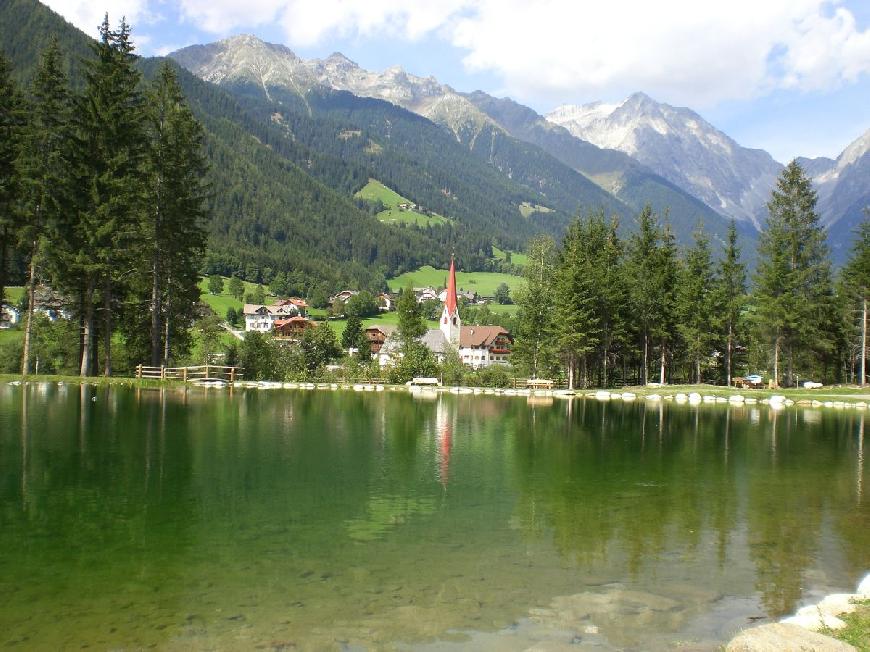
[0,383,867,650]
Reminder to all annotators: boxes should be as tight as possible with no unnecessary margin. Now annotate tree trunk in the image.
[773,337,780,389]
[726,323,733,387]
[582,355,588,389]
[659,339,666,384]
[695,356,701,384]
[603,343,608,388]
[861,293,867,387]
[80,279,95,377]
[642,332,649,385]
[567,355,574,391]
[150,256,162,367]
[21,242,38,375]
[163,312,170,366]
[0,225,7,321]
[102,278,112,377]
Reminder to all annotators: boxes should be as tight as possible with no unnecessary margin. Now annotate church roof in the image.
[444,256,458,316]
[459,326,511,348]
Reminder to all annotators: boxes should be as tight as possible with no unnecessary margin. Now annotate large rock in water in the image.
[725,623,855,651]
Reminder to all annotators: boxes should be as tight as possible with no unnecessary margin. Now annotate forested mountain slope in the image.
[0,0,555,296]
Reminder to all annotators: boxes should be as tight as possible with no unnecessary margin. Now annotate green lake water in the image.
[0,384,867,650]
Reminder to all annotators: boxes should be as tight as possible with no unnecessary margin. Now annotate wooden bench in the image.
[526,379,554,390]
[409,377,440,386]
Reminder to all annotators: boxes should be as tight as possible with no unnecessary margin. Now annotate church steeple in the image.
[440,256,461,345]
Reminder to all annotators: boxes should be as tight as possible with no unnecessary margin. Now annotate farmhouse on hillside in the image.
[378,258,512,369]
[243,299,307,332]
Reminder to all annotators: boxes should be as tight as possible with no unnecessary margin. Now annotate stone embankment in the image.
[226,381,870,411]
[726,574,870,651]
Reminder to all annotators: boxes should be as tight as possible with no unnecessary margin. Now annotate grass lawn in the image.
[3,286,24,305]
[355,179,449,227]
[826,599,869,650]
[492,246,528,267]
[388,265,525,297]
[197,277,265,317]
[488,303,519,315]
[519,201,554,218]
[325,310,438,340]
[0,328,23,344]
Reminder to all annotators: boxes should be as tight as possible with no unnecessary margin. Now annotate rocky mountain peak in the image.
[546,92,782,228]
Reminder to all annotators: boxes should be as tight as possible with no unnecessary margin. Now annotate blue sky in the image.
[46,0,870,163]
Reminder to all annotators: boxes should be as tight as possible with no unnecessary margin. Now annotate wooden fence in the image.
[135,364,243,385]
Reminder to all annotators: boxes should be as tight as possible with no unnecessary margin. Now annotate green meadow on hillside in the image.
[492,246,528,267]
[197,277,266,316]
[355,179,450,227]
[324,310,439,340]
[519,201,554,218]
[3,286,24,305]
[387,266,524,297]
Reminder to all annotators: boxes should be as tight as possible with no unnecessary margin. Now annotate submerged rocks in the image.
[725,623,855,651]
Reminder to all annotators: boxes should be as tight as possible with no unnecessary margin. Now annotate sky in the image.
[44,0,870,163]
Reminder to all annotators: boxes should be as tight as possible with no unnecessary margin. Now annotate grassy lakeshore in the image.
[614,383,870,402]
[4,375,870,403]
[826,600,870,650]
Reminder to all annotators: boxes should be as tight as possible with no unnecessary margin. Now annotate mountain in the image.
[461,91,755,249]
[171,35,629,237]
[186,38,744,247]
[0,0,473,295]
[801,129,870,262]
[546,93,784,230]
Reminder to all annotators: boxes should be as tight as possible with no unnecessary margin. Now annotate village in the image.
[238,259,513,371]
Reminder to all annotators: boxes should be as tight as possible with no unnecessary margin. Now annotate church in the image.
[377,258,513,369]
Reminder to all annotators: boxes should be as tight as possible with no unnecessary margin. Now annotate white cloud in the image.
[176,0,283,33]
[43,0,157,38]
[447,0,870,106]
[45,0,870,107]
[276,0,471,46]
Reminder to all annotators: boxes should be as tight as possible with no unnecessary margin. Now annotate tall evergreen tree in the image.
[0,54,24,319]
[716,221,747,386]
[552,217,600,389]
[62,16,147,376]
[131,62,208,366]
[676,225,717,383]
[626,206,674,384]
[18,40,72,375]
[513,235,557,379]
[652,224,680,383]
[754,160,835,386]
[588,216,628,387]
[840,212,870,384]
[396,284,426,344]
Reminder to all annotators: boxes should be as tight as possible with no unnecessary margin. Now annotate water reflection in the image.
[0,385,867,650]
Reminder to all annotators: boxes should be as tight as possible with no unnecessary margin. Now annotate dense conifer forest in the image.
[0,0,867,386]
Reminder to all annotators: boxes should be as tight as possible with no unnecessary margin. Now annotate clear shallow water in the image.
[0,384,867,650]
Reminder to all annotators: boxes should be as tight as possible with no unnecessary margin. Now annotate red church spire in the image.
[445,255,458,315]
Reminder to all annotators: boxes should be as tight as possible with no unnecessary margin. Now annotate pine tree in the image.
[18,40,72,375]
[396,284,425,344]
[652,224,680,384]
[716,221,747,386]
[513,234,557,379]
[552,218,600,389]
[676,225,717,383]
[229,276,244,301]
[0,54,25,320]
[840,212,870,384]
[625,206,662,384]
[61,16,147,376]
[342,312,364,350]
[134,62,208,366]
[587,215,627,387]
[754,160,834,386]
